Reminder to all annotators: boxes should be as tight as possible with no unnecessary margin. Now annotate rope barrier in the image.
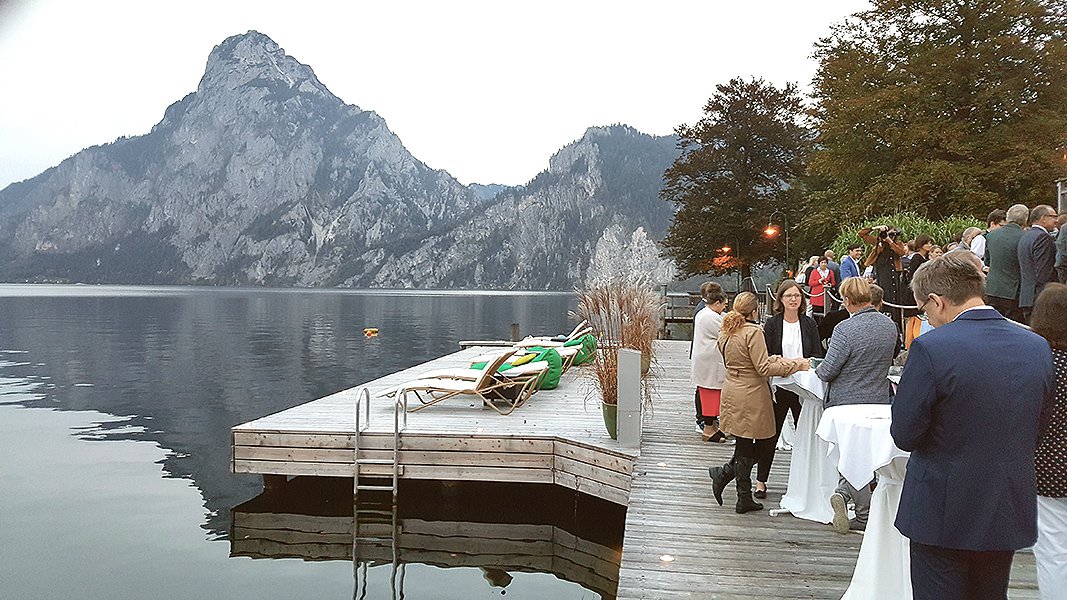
[765,284,1031,329]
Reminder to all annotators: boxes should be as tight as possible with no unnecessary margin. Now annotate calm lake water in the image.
[0,285,621,600]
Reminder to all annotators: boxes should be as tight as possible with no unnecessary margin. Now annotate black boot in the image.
[734,457,764,514]
[708,458,736,506]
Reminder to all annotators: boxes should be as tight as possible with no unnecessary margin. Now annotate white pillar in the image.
[617,348,642,448]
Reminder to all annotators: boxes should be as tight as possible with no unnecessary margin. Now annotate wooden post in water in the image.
[510,323,520,342]
[617,348,642,448]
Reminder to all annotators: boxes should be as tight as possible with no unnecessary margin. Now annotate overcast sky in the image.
[0,0,869,190]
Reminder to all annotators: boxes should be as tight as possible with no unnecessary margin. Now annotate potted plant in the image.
[576,277,663,439]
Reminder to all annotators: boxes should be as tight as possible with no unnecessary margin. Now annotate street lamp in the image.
[766,209,791,276]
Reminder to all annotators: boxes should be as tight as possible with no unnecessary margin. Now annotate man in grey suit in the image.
[1018,204,1059,323]
[984,203,1028,322]
[815,276,900,532]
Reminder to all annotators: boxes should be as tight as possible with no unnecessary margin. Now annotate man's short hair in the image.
[910,252,985,305]
[869,283,884,307]
[946,248,984,274]
[839,277,872,305]
[986,209,1006,226]
[699,281,715,296]
[824,250,835,259]
[1006,204,1029,225]
[961,227,982,243]
[1029,204,1055,223]
[846,243,862,252]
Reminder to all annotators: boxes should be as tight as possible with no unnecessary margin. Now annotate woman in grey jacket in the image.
[814,276,900,533]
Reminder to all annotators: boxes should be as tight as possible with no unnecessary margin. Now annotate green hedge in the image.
[827,212,983,259]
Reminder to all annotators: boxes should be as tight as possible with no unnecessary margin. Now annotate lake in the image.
[0,285,620,600]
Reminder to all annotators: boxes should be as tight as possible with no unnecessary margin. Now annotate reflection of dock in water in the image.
[230,477,623,599]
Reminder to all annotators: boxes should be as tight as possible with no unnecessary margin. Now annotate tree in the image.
[806,0,1067,239]
[661,78,809,283]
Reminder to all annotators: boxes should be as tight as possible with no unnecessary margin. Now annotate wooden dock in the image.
[617,341,1038,599]
[231,339,1040,599]
[232,346,637,506]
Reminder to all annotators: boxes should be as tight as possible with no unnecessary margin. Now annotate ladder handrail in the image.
[353,385,371,498]
[352,384,406,600]
[353,384,404,505]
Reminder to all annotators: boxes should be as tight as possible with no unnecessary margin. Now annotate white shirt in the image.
[970,234,986,263]
[781,319,803,359]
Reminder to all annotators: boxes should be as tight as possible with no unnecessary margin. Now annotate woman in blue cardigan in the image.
[757,279,824,498]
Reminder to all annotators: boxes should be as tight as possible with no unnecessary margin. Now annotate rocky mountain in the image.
[369,125,679,288]
[0,32,678,289]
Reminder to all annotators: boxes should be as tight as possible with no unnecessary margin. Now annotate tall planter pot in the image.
[601,402,618,440]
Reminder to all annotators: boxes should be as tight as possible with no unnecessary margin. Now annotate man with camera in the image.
[859,225,907,313]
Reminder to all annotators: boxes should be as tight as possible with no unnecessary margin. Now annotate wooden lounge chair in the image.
[378,349,544,415]
[514,320,592,348]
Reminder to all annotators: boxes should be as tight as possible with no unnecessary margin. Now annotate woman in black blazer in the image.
[756,279,824,498]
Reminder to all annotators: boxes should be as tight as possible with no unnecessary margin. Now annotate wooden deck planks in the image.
[231,338,1042,599]
[615,340,1039,599]
[232,345,637,504]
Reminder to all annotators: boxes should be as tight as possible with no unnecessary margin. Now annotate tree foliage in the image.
[806,0,1067,239]
[661,78,809,279]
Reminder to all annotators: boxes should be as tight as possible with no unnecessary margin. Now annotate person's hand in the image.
[796,359,810,371]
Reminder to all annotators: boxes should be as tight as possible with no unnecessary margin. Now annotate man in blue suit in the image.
[892,253,1055,600]
[839,243,862,280]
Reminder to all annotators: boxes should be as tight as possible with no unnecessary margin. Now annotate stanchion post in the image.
[617,348,642,448]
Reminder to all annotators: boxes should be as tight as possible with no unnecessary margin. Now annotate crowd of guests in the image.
[789,203,1067,330]
[688,208,1066,599]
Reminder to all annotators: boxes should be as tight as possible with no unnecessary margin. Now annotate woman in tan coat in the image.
[708,292,809,513]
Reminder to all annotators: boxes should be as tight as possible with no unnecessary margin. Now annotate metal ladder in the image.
[352,385,405,503]
[351,385,407,599]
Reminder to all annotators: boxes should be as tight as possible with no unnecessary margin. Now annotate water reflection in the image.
[0,286,575,536]
[1,286,608,599]
[231,478,622,599]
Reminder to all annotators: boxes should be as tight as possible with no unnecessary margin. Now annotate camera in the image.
[875,225,899,240]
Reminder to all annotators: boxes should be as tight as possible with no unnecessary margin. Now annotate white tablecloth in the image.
[771,370,838,523]
[817,404,911,600]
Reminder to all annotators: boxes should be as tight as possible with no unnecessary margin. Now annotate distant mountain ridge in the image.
[0,31,678,289]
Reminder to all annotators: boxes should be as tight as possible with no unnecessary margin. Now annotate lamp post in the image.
[765,209,791,277]
[1058,177,1066,215]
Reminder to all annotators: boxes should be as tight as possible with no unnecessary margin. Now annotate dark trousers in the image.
[732,435,775,461]
[694,388,702,426]
[910,541,1014,600]
[756,387,801,482]
[1058,265,1067,284]
[987,295,1024,323]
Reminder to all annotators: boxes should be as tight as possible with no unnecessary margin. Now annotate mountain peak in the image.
[197,31,334,102]
[208,31,289,65]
